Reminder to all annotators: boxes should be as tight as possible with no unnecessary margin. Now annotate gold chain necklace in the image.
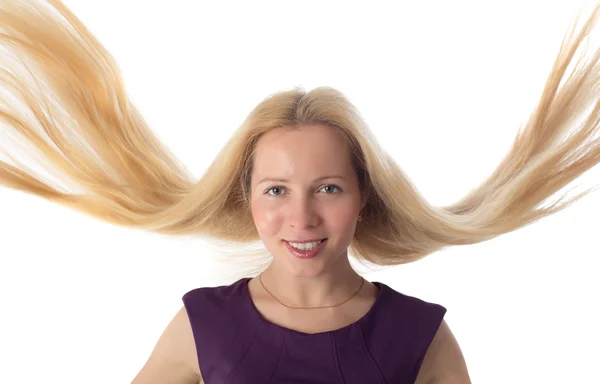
[259,273,365,309]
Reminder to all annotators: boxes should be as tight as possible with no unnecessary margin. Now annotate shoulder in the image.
[130,304,203,382]
[375,282,448,332]
[380,285,471,382]
[181,278,256,380]
[181,278,251,342]
[182,278,248,316]
[414,319,472,384]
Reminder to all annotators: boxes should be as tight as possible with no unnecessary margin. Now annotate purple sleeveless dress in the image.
[182,277,446,384]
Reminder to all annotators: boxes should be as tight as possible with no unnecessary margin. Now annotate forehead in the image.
[252,124,352,180]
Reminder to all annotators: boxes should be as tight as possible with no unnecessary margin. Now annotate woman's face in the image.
[250,124,363,277]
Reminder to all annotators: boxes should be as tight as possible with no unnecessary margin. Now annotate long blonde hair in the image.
[1,0,600,278]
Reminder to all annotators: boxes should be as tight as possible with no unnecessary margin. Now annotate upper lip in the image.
[284,238,326,243]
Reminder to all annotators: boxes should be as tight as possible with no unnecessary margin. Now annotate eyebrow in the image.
[256,175,347,185]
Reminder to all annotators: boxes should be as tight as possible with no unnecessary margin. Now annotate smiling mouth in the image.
[283,238,326,244]
[284,239,327,249]
[283,238,328,259]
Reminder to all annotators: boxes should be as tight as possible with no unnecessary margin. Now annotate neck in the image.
[259,256,363,308]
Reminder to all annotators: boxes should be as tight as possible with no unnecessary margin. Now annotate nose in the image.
[287,195,319,228]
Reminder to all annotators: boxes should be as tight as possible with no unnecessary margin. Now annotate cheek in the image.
[325,206,358,237]
[251,200,283,239]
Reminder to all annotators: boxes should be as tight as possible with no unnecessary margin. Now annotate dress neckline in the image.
[241,276,386,337]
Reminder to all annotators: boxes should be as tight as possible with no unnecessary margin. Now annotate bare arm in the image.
[130,305,202,384]
[414,319,472,384]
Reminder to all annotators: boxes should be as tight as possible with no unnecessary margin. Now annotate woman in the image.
[1,1,600,383]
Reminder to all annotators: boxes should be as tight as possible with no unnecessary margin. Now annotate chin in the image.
[281,256,336,278]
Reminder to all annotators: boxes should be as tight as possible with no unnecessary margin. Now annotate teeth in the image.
[288,240,323,250]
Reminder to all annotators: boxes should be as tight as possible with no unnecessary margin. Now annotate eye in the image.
[320,184,342,194]
[266,186,285,196]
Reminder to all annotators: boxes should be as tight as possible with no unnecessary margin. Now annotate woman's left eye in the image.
[321,184,341,193]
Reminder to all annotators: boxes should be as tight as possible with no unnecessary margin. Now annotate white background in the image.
[1,0,599,383]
